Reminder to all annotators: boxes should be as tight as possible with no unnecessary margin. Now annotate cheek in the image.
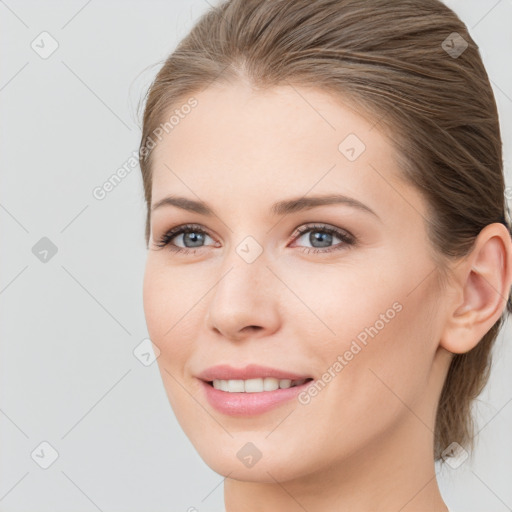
[142,261,195,415]
[142,261,167,342]
[283,258,403,348]
[142,259,188,360]
[142,258,212,376]
[307,260,437,411]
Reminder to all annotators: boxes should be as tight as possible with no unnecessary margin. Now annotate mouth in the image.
[199,376,315,416]
[204,377,315,393]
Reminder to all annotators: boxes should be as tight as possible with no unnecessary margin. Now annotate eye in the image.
[153,222,356,255]
[290,223,355,254]
[153,223,217,254]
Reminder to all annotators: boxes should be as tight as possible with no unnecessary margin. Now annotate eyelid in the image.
[291,222,354,240]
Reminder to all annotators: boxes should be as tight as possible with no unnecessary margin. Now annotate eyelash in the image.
[154,223,356,255]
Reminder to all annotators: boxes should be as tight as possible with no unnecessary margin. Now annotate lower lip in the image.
[199,379,313,416]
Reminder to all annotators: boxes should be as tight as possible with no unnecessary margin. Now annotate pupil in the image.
[184,232,204,247]
[311,231,332,248]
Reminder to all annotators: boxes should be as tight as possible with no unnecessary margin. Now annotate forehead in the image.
[152,81,381,167]
[149,82,420,221]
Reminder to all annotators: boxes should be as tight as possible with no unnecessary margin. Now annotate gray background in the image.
[0,1,511,511]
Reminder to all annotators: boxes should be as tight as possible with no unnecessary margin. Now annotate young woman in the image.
[138,1,512,510]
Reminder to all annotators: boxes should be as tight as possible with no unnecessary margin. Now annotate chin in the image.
[188,434,313,483]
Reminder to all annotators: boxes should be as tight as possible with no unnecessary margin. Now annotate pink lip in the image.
[199,379,314,416]
[196,363,311,382]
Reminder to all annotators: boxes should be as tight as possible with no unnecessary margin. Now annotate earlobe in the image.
[439,223,512,355]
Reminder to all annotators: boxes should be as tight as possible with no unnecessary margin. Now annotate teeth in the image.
[212,377,308,393]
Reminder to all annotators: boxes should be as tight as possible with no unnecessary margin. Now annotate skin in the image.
[142,81,512,512]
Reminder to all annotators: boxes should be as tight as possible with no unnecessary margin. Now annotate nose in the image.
[205,260,281,342]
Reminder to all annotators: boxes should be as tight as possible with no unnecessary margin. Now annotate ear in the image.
[440,223,512,354]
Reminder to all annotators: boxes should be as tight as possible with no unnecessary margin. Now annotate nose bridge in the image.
[214,241,269,309]
[216,224,270,285]
[205,242,280,339]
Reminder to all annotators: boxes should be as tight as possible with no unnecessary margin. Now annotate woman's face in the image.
[143,82,452,482]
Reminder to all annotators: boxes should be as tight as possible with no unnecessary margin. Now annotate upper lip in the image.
[197,364,312,382]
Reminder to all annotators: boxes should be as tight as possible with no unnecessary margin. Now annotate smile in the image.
[200,378,314,416]
[209,377,312,393]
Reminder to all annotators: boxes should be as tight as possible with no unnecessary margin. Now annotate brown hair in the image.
[138,0,512,462]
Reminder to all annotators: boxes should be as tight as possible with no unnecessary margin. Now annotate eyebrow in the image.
[151,193,380,219]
